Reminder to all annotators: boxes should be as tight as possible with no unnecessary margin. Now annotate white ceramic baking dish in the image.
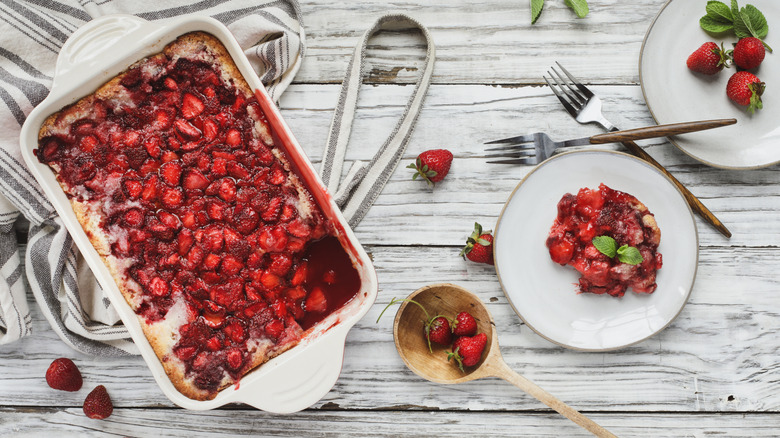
[19,14,378,413]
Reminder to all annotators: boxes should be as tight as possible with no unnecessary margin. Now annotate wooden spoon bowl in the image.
[393,283,616,438]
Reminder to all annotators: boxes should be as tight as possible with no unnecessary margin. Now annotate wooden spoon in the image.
[392,283,617,438]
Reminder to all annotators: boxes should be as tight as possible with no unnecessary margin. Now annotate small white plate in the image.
[494,151,698,351]
[640,0,780,169]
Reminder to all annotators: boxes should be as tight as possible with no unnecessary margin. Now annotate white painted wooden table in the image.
[3,0,779,436]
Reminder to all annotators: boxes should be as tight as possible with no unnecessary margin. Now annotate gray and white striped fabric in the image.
[320,14,435,228]
[0,0,304,355]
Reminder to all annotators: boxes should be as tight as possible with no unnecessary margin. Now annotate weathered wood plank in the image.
[277,83,780,247]
[296,0,669,84]
[1,408,779,437]
[1,247,777,413]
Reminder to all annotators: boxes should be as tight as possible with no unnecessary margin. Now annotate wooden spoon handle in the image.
[588,118,736,144]
[493,360,617,437]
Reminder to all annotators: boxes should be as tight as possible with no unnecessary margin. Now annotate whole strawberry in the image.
[460,222,494,265]
[376,297,451,353]
[45,358,83,392]
[452,311,478,337]
[447,333,488,371]
[727,71,765,113]
[83,385,113,420]
[427,316,453,348]
[408,149,453,186]
[732,37,765,70]
[687,42,729,75]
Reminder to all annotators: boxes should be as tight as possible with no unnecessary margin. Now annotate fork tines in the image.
[544,62,592,118]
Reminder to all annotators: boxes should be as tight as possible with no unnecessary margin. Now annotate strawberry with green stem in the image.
[460,222,494,265]
[447,332,488,371]
[408,149,453,186]
[377,297,452,352]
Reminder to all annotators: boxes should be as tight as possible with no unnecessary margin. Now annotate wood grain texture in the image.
[4,0,779,435]
[2,409,780,437]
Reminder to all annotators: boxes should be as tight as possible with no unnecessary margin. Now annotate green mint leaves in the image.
[592,236,644,265]
[616,245,644,265]
[565,0,589,19]
[531,0,544,24]
[531,0,589,24]
[700,1,772,52]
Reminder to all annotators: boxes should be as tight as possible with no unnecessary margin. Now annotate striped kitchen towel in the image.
[0,0,305,355]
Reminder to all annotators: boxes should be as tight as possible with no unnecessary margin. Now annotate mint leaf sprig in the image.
[592,236,644,265]
[700,0,773,53]
[531,0,589,25]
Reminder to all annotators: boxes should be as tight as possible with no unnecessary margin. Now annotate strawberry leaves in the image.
[700,0,772,52]
[592,235,644,265]
[531,0,589,24]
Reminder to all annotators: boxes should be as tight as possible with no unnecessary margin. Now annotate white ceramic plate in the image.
[640,0,780,169]
[494,151,698,351]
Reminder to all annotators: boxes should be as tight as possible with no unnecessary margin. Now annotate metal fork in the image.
[484,119,736,165]
[545,62,732,238]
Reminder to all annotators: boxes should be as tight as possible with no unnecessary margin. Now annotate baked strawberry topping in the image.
[36,36,361,396]
[546,184,663,297]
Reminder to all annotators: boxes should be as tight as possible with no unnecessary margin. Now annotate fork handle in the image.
[589,119,737,144]
[617,137,732,238]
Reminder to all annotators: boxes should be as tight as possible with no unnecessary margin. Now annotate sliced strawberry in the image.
[217,178,237,202]
[225,129,242,147]
[304,286,327,313]
[182,93,205,119]
[182,169,209,190]
[284,285,307,300]
[268,253,293,276]
[148,277,170,297]
[122,208,145,228]
[226,348,243,370]
[78,135,98,153]
[322,270,337,285]
[203,118,219,141]
[291,262,308,286]
[142,175,159,201]
[205,335,221,351]
[269,166,285,185]
[211,157,228,176]
[232,205,259,235]
[164,77,178,90]
[159,161,182,186]
[123,130,141,147]
[261,271,282,289]
[177,229,194,255]
[206,200,227,221]
[258,226,288,252]
[122,179,143,199]
[174,119,202,140]
[264,319,284,340]
[286,219,311,238]
[224,321,246,343]
[158,211,181,229]
[154,110,173,130]
[220,254,244,276]
[174,345,198,361]
[261,196,282,222]
[227,162,250,179]
[144,136,162,158]
[161,187,184,208]
[203,227,224,252]
[203,253,221,271]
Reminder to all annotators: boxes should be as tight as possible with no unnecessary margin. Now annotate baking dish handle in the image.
[236,325,350,413]
[54,14,153,89]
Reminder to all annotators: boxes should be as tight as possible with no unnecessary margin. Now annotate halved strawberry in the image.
[161,187,184,208]
[182,169,210,190]
[304,286,327,313]
[225,129,242,147]
[226,349,243,370]
[148,277,170,297]
[159,161,182,186]
[174,119,202,140]
[122,179,143,199]
[182,93,205,119]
